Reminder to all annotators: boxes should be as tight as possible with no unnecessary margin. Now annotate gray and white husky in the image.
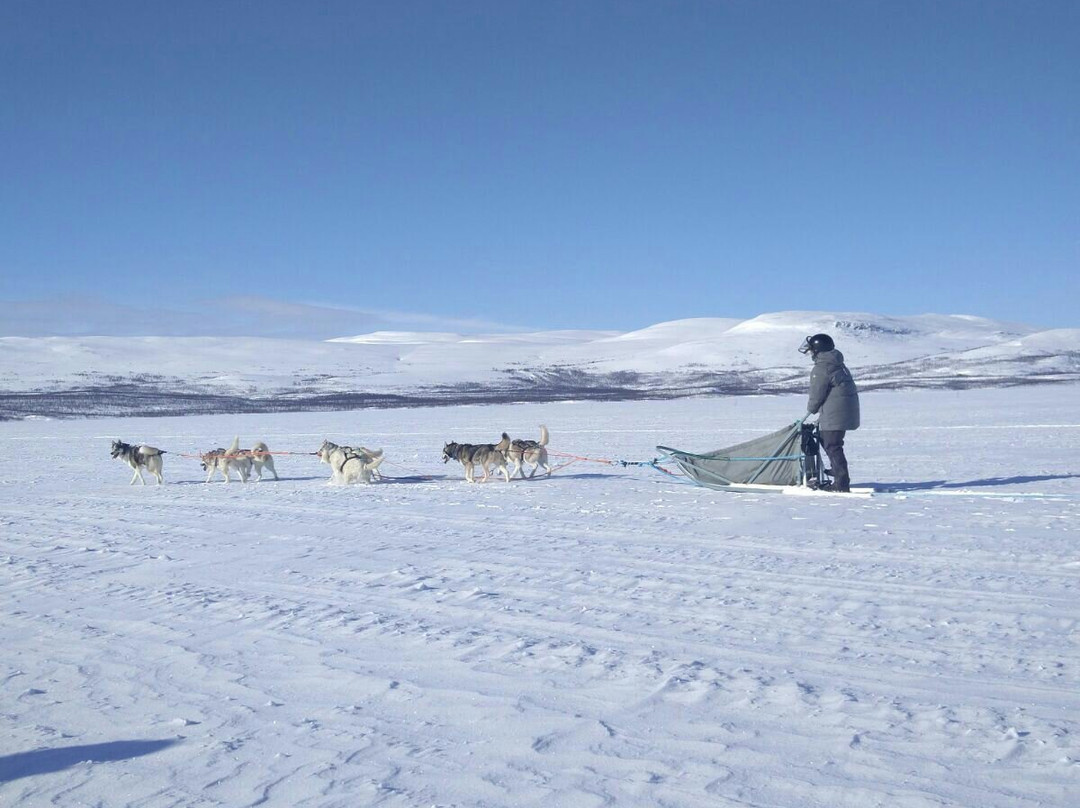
[442,437,511,483]
[502,425,551,479]
[317,440,385,484]
[201,437,253,483]
[110,440,165,485]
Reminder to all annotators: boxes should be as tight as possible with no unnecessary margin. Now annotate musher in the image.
[800,333,860,492]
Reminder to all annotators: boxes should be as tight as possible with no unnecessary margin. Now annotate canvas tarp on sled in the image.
[658,421,807,488]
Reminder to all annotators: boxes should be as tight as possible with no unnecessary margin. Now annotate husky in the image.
[240,441,278,481]
[502,425,551,479]
[442,438,511,483]
[317,440,385,484]
[110,440,165,485]
[201,437,253,483]
[316,440,375,474]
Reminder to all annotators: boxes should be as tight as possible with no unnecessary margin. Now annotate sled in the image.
[658,420,875,497]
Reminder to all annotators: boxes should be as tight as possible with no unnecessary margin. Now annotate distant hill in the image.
[2,312,1077,419]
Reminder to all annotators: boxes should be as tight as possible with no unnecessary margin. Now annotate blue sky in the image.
[1,1,1077,336]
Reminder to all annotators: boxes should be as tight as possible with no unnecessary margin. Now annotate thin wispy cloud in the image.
[0,295,524,339]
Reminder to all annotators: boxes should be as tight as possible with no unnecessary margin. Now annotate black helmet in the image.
[798,333,835,356]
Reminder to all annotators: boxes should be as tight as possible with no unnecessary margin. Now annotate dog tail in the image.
[226,436,241,456]
[538,425,549,446]
[496,433,511,455]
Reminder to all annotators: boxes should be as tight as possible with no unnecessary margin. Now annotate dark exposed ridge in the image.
[2,363,1078,421]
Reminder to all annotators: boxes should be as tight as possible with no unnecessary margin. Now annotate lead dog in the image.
[317,440,385,484]
[502,425,551,479]
[442,437,511,483]
[201,437,253,483]
[110,440,165,485]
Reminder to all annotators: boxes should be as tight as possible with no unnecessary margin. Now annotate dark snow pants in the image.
[820,430,850,492]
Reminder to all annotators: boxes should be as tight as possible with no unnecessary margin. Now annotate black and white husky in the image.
[201,437,253,483]
[442,437,511,483]
[110,440,165,485]
[502,425,551,479]
[317,440,385,484]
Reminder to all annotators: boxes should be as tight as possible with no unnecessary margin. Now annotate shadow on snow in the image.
[0,739,180,784]
[867,473,1080,492]
[164,475,328,486]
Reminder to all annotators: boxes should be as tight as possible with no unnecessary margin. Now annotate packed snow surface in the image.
[2,386,1079,806]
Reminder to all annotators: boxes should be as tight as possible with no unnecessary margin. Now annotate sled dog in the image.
[317,440,384,481]
[110,440,165,485]
[442,438,511,483]
[241,441,278,481]
[201,437,253,483]
[317,440,385,484]
[502,425,551,479]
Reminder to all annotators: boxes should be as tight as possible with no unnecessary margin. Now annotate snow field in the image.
[5,311,1077,400]
[1,386,1078,806]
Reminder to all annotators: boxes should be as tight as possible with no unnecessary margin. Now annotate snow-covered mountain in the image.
[2,312,1077,418]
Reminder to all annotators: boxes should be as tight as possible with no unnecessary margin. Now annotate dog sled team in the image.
[442,425,551,482]
[109,437,278,485]
[110,426,551,486]
[200,437,279,483]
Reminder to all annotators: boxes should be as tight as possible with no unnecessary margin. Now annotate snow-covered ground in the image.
[2,386,1079,806]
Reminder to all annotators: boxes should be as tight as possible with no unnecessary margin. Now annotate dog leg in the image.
[500,464,510,483]
[263,455,278,481]
[368,455,384,482]
[130,465,143,485]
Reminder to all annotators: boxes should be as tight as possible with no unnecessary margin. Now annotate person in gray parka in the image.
[800,333,860,492]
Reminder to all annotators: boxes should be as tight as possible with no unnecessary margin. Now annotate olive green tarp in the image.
[657,421,806,488]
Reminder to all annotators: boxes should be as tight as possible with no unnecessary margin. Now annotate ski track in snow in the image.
[1,386,1078,807]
